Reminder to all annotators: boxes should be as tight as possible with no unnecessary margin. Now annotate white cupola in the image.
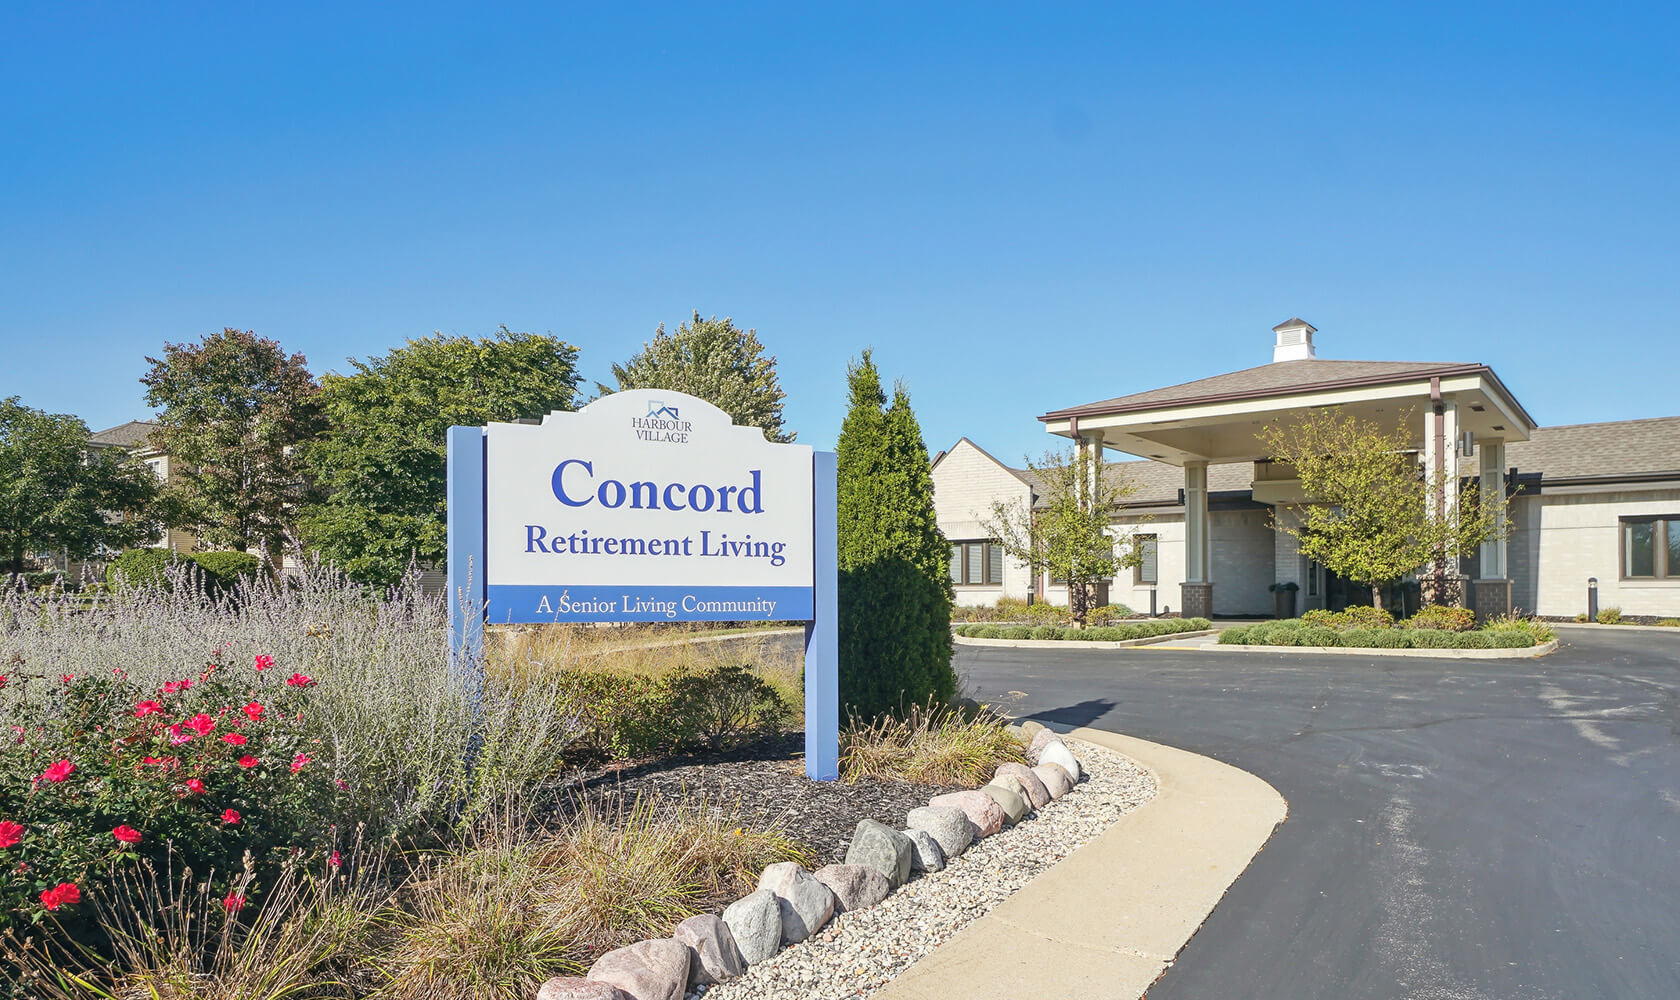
[1271,317,1318,362]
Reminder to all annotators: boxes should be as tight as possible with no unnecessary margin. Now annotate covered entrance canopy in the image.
[1037,320,1539,618]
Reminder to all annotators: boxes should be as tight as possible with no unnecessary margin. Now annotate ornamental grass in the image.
[839,702,1029,786]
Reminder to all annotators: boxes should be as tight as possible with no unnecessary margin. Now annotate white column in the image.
[1479,439,1507,578]
[1185,460,1210,584]
[1422,393,1461,519]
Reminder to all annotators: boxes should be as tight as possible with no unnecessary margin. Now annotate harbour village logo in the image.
[632,400,694,444]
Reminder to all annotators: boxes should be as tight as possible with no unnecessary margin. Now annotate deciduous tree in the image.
[1257,408,1506,610]
[141,329,321,570]
[0,397,157,573]
[602,312,794,442]
[836,351,954,718]
[299,328,582,586]
[982,447,1141,624]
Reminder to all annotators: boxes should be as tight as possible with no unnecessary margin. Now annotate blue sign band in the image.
[486,584,815,623]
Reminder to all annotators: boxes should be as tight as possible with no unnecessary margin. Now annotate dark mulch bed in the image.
[559,732,962,863]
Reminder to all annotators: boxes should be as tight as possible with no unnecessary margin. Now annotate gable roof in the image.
[1041,359,1490,421]
[931,437,1035,486]
[88,420,160,448]
[1506,416,1680,484]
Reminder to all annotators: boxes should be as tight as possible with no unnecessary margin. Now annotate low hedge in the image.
[954,617,1211,642]
[107,548,266,596]
[1219,617,1536,649]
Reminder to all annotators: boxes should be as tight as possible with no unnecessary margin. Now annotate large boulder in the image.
[905,805,974,858]
[981,776,1029,824]
[1039,740,1083,781]
[903,828,946,873]
[844,819,914,887]
[721,889,781,965]
[813,863,892,912]
[756,862,836,943]
[1028,728,1064,762]
[672,913,744,985]
[1033,762,1075,800]
[586,939,691,1000]
[995,762,1051,809]
[1019,719,1046,745]
[927,790,1005,838]
[538,979,632,1000]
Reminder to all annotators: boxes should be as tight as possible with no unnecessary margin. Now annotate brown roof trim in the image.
[1040,362,1538,429]
[1533,471,1680,490]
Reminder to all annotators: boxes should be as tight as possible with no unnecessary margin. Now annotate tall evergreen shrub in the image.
[836,352,955,718]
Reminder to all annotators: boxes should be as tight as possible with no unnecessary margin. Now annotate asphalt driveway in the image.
[956,629,1680,999]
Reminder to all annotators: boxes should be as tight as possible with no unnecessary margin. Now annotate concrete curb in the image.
[1551,621,1680,634]
[1197,639,1558,659]
[872,729,1287,1000]
[953,630,1217,650]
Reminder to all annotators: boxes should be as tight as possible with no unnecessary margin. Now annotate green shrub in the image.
[1574,612,1591,622]
[1404,605,1477,632]
[1341,606,1396,629]
[1299,608,1337,627]
[1488,630,1534,648]
[1058,628,1084,641]
[1299,626,1341,647]
[1338,627,1380,647]
[1000,626,1033,640]
[1184,617,1212,630]
[1254,626,1298,646]
[190,550,265,594]
[1596,606,1623,625]
[1482,613,1555,644]
[106,547,189,590]
[1030,625,1062,640]
[1455,632,1491,649]
[1217,626,1253,644]
[1023,602,1068,626]
[1658,619,1680,628]
[1371,629,1412,648]
[837,352,954,718]
[1082,627,1120,642]
[1408,629,1458,648]
[1085,604,1134,626]
[974,625,1003,639]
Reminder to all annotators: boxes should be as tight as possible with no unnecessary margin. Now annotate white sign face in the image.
[482,389,814,622]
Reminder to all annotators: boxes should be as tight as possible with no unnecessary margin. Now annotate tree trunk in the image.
[1371,584,1384,611]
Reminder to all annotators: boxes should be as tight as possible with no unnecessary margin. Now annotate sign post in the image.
[445,390,839,781]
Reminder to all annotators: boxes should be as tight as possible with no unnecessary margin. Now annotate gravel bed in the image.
[563,734,963,863]
[696,738,1157,1000]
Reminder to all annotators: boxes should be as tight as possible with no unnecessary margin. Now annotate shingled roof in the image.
[1017,458,1257,509]
[1505,416,1680,483]
[1041,359,1490,420]
[88,420,160,448]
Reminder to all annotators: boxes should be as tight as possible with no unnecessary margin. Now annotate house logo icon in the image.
[646,401,681,420]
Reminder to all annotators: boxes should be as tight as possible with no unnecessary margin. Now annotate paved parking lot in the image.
[957,628,1680,999]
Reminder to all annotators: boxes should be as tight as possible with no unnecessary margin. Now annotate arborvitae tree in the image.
[601,312,794,442]
[836,351,955,718]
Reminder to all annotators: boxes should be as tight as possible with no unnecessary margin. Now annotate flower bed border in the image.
[954,630,1217,650]
[1204,639,1558,659]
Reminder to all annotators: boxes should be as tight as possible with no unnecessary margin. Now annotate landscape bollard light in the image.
[1587,577,1598,621]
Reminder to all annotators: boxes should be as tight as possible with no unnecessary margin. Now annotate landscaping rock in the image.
[721,890,781,965]
[1039,740,1083,781]
[1028,727,1064,762]
[813,863,892,912]
[903,827,946,873]
[981,777,1029,824]
[538,978,632,1000]
[927,790,1005,838]
[995,762,1051,809]
[673,913,744,985]
[586,938,690,1000]
[1019,719,1046,745]
[1033,762,1075,799]
[905,805,974,858]
[843,818,914,887]
[756,862,836,943]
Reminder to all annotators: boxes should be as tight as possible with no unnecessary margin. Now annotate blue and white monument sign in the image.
[445,389,838,780]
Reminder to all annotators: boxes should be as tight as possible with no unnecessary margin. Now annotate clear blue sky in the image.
[3,2,1677,465]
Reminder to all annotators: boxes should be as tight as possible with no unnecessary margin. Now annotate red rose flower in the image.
[254,654,274,671]
[242,702,264,722]
[161,679,193,694]
[186,714,216,736]
[221,809,240,825]
[134,700,164,718]
[39,760,75,784]
[237,755,260,769]
[112,825,141,845]
[40,882,80,911]
[290,753,311,773]
[0,821,23,849]
[222,732,248,745]
[168,723,193,745]
[285,673,315,688]
[186,778,207,794]
[223,889,246,912]
[59,674,75,684]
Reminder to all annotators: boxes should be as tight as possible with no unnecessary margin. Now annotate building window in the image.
[1133,534,1158,585]
[950,541,1003,585]
[1308,559,1319,597]
[1622,517,1678,580]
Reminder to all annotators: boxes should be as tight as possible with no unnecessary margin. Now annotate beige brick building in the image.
[933,319,1680,621]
